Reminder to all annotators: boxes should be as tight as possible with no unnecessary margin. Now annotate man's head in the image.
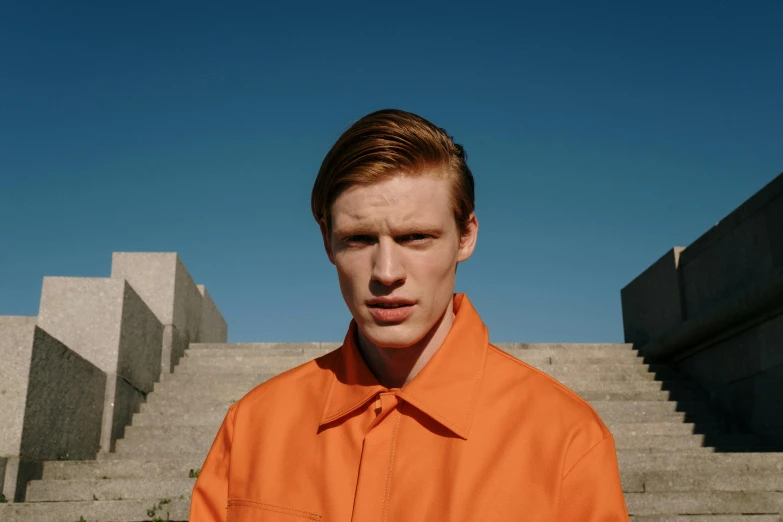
[312,109,478,350]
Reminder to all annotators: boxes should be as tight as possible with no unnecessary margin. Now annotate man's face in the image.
[322,172,477,349]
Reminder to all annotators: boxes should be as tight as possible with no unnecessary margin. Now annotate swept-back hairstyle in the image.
[311,109,475,237]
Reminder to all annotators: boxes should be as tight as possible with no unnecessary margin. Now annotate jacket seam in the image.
[381,409,402,522]
[228,498,321,520]
[561,434,612,480]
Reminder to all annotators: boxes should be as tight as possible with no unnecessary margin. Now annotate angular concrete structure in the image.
[37,277,163,453]
[110,253,226,374]
[622,171,783,446]
[0,317,105,502]
[196,285,228,343]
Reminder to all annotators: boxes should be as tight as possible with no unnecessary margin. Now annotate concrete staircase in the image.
[2,343,782,521]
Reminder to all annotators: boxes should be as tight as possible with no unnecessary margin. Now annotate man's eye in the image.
[345,235,372,243]
[403,234,430,242]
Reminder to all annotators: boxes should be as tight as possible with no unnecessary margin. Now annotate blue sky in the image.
[1,1,781,343]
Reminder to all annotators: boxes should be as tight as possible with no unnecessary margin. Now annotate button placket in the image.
[351,392,401,521]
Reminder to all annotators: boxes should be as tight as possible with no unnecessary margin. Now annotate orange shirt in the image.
[190,294,630,521]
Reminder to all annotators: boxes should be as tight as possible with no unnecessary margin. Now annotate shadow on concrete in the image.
[636,347,783,453]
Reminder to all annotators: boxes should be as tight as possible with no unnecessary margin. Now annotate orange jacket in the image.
[190,294,630,521]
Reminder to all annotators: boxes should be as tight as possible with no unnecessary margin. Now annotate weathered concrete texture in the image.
[161,324,190,373]
[37,277,163,455]
[676,313,783,388]
[679,175,783,319]
[20,327,105,461]
[37,277,163,394]
[621,248,685,345]
[0,317,36,458]
[110,253,205,372]
[0,318,105,502]
[622,172,783,447]
[196,285,227,343]
[2,457,42,503]
[103,375,145,453]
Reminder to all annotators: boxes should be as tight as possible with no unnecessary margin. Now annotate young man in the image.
[189,109,630,521]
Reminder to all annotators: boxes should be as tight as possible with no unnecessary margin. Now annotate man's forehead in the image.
[332,176,449,225]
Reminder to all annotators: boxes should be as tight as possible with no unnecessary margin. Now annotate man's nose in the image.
[371,237,405,286]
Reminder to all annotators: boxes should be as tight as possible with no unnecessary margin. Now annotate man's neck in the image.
[356,301,456,389]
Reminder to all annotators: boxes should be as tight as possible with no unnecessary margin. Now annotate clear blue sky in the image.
[1,1,781,343]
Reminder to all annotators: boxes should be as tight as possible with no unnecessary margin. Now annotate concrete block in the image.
[37,277,163,393]
[37,277,163,455]
[621,247,686,345]
[20,327,105,460]
[196,285,227,343]
[161,324,189,374]
[710,363,783,445]
[676,313,783,387]
[0,318,104,502]
[678,175,783,319]
[111,252,204,371]
[103,375,146,453]
[681,200,780,319]
[0,317,36,458]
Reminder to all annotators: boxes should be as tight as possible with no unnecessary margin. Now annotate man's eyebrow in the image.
[335,224,443,236]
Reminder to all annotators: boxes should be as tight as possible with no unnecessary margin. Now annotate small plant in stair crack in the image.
[147,498,171,522]
[92,493,98,500]
[189,468,201,478]
[0,493,7,503]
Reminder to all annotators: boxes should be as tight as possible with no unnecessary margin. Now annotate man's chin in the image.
[360,322,422,349]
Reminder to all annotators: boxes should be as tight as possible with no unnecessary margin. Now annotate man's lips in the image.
[366,300,415,322]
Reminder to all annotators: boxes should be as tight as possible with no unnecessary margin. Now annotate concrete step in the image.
[609,422,723,437]
[190,341,341,354]
[139,400,234,415]
[624,491,783,515]
[26,477,196,502]
[43,457,206,480]
[144,381,710,405]
[187,342,638,357]
[129,407,722,428]
[620,468,783,494]
[640,469,783,492]
[161,370,706,391]
[0,498,190,522]
[631,515,783,522]
[617,451,783,472]
[113,425,756,456]
[26,467,783,505]
[136,397,725,418]
[168,364,687,385]
[179,353,317,367]
[178,353,651,371]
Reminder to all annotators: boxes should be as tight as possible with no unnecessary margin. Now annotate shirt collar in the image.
[319,293,488,440]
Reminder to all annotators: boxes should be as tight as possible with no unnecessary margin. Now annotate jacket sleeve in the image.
[557,434,630,521]
[189,403,238,522]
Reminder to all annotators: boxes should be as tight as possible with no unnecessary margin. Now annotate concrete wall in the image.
[110,253,225,373]
[0,318,105,502]
[197,285,228,343]
[37,277,164,453]
[621,172,783,445]
[621,247,686,346]
[2,251,226,500]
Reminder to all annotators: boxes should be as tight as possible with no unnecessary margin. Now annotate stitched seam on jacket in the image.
[488,345,610,430]
[561,434,612,480]
[461,349,484,430]
[228,499,321,520]
[323,388,382,423]
[382,409,402,522]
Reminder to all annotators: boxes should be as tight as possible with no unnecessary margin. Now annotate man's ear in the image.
[457,212,478,263]
[319,219,336,265]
